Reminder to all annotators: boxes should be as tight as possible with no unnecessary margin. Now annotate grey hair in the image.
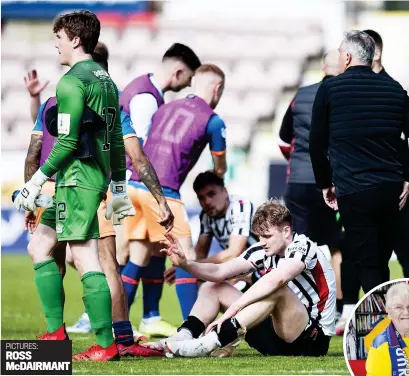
[385,283,409,309]
[343,30,375,65]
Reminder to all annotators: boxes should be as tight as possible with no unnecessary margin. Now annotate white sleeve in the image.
[199,211,212,236]
[129,93,159,139]
[230,199,253,237]
[285,236,317,269]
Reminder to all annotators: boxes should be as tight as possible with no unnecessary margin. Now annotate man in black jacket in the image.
[363,29,409,278]
[309,30,409,301]
[278,50,344,319]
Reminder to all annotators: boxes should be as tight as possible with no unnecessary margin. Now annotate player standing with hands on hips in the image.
[14,11,134,361]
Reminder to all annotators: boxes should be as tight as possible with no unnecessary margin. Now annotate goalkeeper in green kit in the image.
[14,11,133,361]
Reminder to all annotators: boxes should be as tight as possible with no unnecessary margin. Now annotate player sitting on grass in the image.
[164,171,259,291]
[150,200,336,358]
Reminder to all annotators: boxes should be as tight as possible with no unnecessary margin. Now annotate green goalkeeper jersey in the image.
[40,59,126,192]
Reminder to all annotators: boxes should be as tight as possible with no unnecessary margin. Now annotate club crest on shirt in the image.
[57,113,70,135]
[56,223,64,234]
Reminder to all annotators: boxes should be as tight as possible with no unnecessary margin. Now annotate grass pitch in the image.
[1,254,403,374]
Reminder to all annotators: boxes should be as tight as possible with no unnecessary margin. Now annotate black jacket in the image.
[279,76,333,184]
[309,65,409,196]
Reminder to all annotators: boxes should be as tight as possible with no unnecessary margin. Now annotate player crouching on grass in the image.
[151,200,336,357]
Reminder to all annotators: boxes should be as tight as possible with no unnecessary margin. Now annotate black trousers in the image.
[395,202,409,277]
[285,183,341,249]
[337,182,403,303]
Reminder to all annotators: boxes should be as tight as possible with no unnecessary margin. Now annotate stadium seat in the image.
[224,118,252,148]
[27,59,63,87]
[190,33,225,58]
[155,30,194,50]
[1,100,17,125]
[268,61,302,87]
[242,91,276,118]
[3,90,32,121]
[1,39,33,59]
[0,16,326,155]
[1,124,16,150]
[118,27,153,58]
[14,122,33,150]
[129,59,159,78]
[99,27,121,52]
[217,93,255,120]
[1,60,27,90]
[2,120,32,150]
[229,60,268,91]
[108,59,130,90]
[31,41,58,59]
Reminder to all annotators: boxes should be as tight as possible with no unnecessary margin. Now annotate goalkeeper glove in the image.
[105,180,135,224]
[14,169,49,212]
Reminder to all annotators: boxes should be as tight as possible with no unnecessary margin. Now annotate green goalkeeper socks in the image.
[33,258,64,333]
[81,271,113,348]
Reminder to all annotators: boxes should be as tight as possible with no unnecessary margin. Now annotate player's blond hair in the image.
[251,199,292,235]
[195,64,225,84]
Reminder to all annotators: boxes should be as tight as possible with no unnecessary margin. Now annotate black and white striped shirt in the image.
[240,233,336,336]
[200,195,258,250]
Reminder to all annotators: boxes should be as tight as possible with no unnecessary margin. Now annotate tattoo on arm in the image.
[24,134,43,182]
[136,152,164,203]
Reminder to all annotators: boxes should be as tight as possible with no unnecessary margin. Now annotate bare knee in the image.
[198,281,243,314]
[70,239,102,276]
[27,229,56,263]
[129,240,151,266]
[199,281,226,296]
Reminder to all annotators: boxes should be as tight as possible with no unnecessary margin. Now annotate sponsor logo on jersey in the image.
[287,244,308,254]
[221,127,226,139]
[231,214,246,226]
[92,69,110,79]
[56,223,64,234]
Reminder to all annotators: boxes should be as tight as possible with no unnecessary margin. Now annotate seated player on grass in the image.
[149,200,337,358]
[164,171,259,291]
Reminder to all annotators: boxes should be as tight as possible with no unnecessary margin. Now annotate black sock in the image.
[179,315,205,338]
[336,299,344,314]
[218,318,241,347]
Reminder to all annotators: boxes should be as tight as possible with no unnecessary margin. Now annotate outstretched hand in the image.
[159,233,187,268]
[24,69,49,97]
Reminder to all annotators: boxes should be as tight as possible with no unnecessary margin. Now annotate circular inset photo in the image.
[344,279,409,376]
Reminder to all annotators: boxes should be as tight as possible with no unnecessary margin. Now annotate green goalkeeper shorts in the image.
[40,186,103,241]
